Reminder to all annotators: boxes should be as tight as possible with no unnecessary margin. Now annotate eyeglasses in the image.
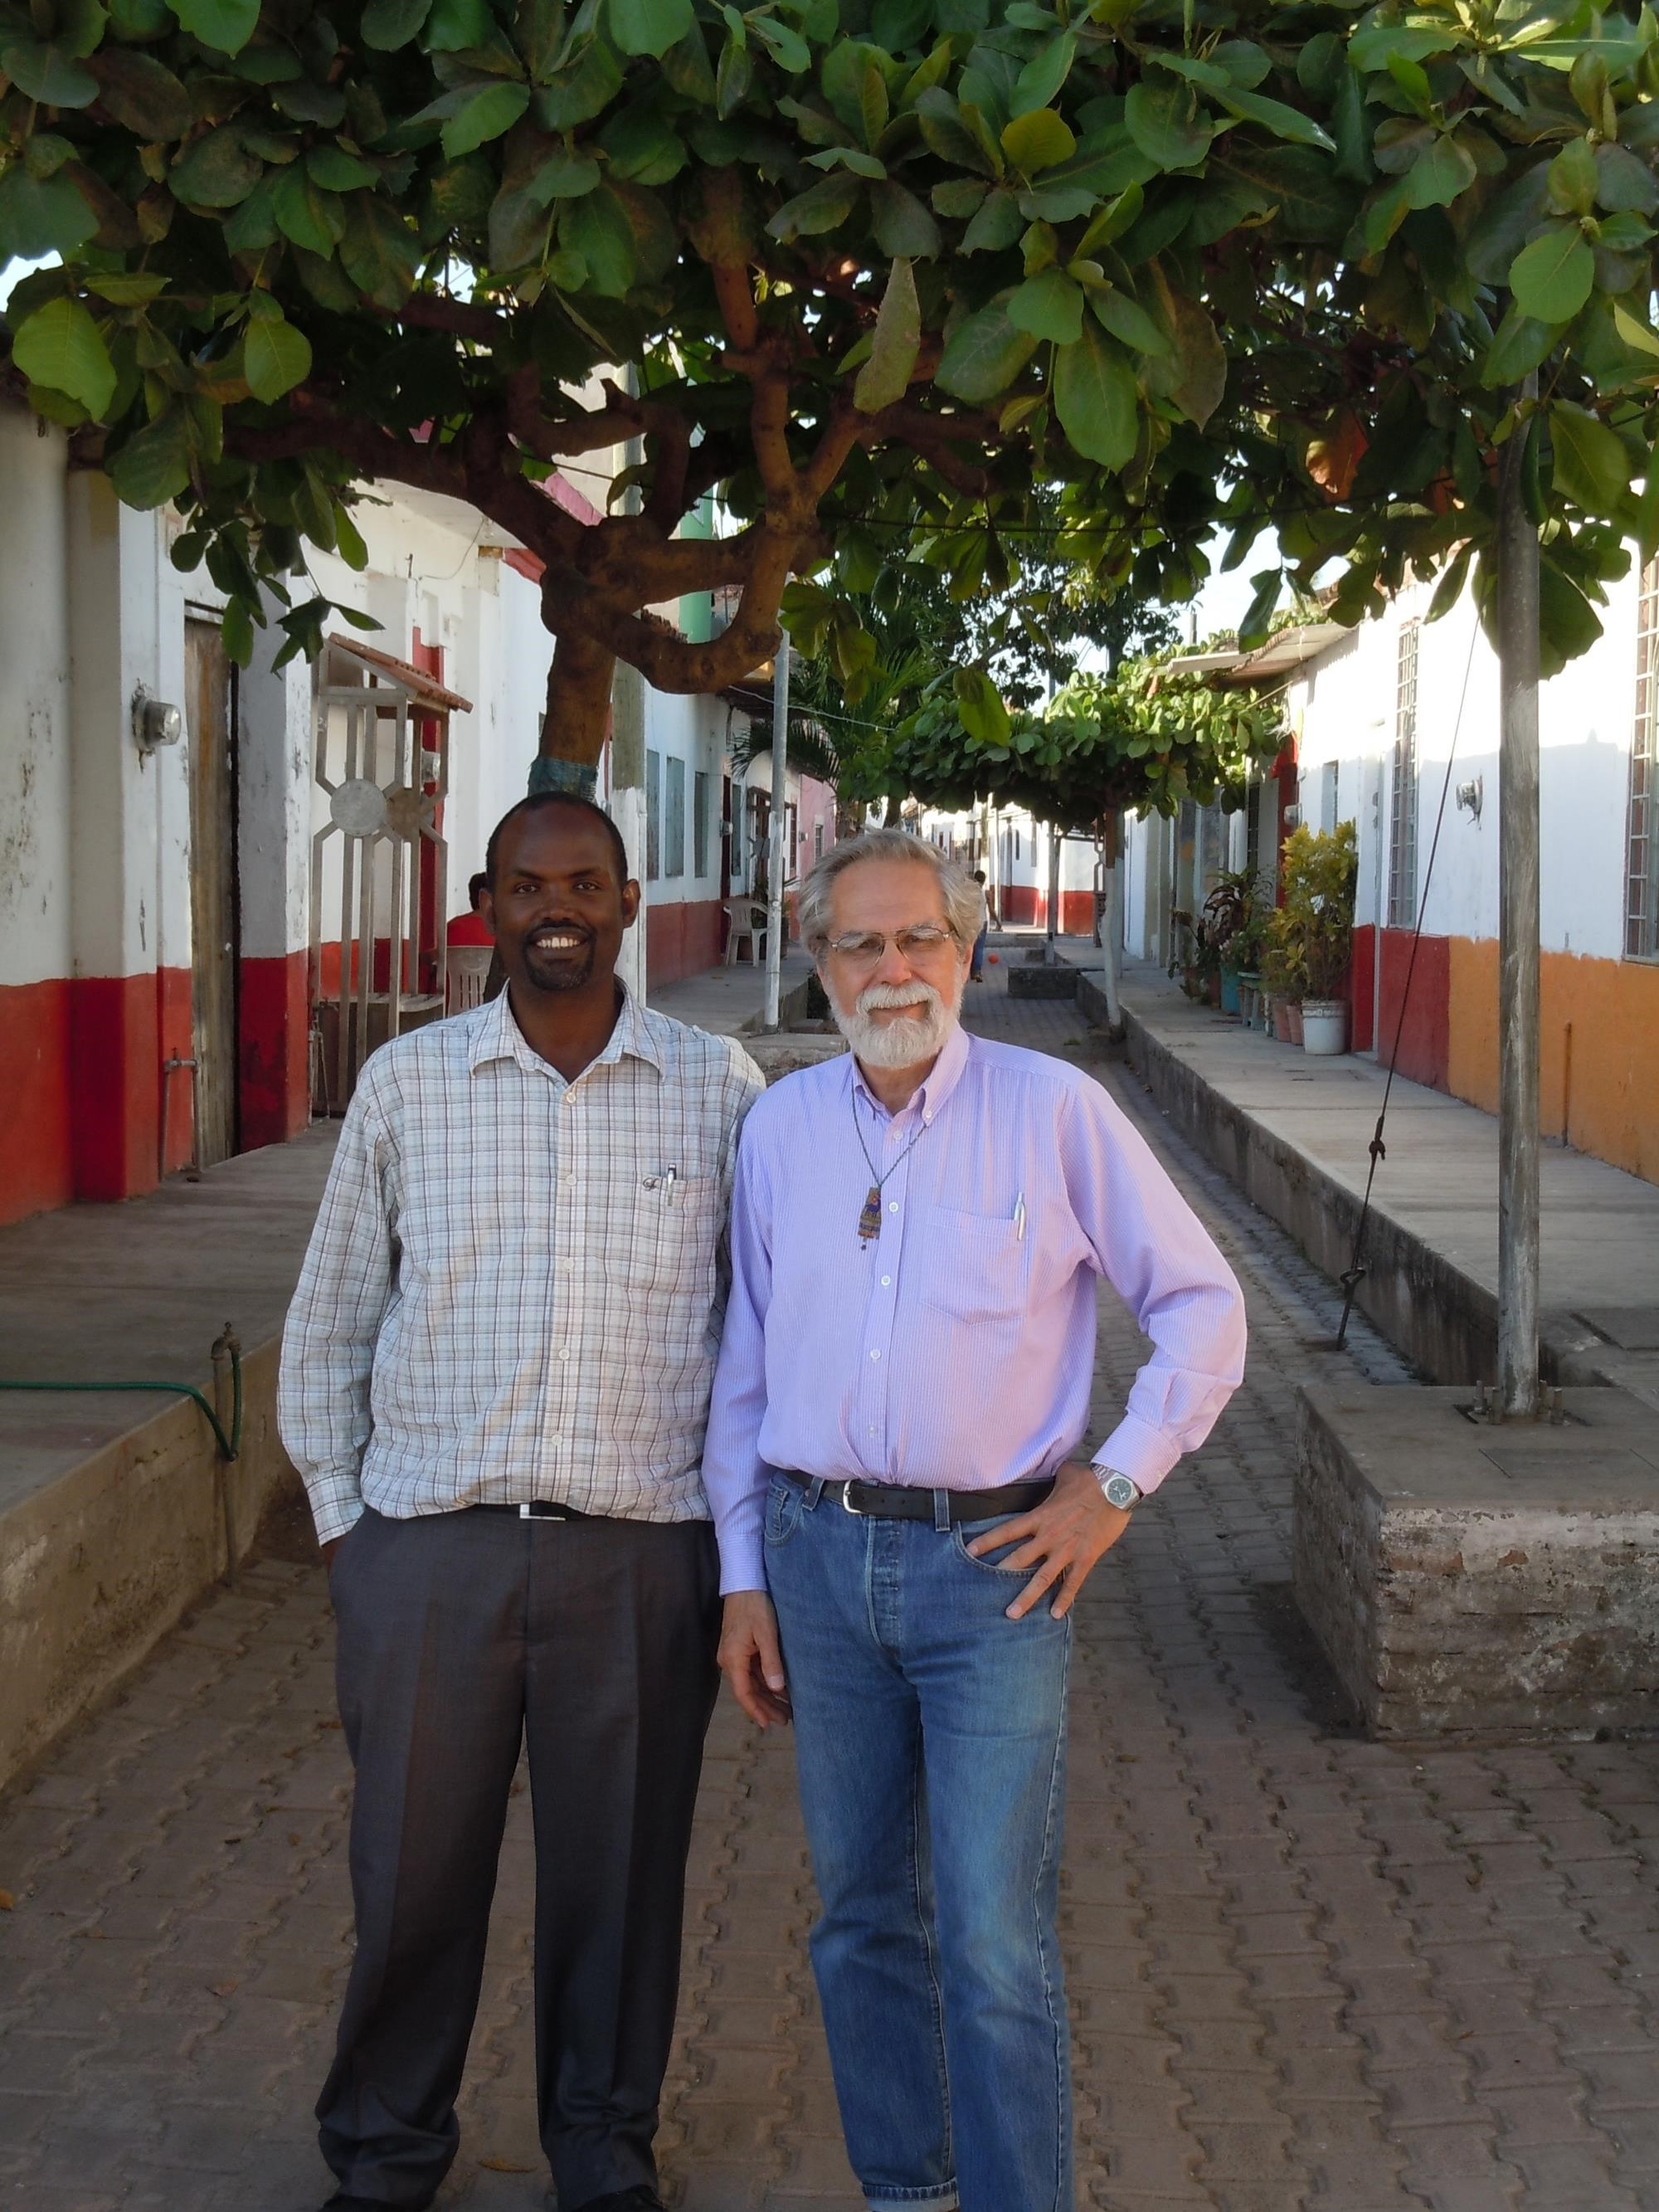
[821,924,960,966]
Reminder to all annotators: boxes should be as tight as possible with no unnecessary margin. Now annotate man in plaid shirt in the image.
[279,792,764,2212]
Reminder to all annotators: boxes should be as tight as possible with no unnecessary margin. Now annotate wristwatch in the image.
[1097,1469,1144,1512]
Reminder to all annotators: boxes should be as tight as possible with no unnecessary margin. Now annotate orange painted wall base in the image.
[646,899,725,992]
[1447,940,1659,1186]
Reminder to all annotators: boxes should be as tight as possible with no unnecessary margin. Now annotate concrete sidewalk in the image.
[1082,951,1659,1406]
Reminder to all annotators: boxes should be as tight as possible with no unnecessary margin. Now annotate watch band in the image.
[1096,1468,1143,1511]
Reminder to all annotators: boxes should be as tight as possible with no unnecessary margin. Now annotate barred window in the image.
[1388,621,1420,928]
[645,748,660,882]
[1627,559,1659,959]
[693,770,710,879]
[664,755,686,880]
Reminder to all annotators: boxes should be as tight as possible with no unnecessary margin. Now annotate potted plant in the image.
[1259,917,1303,1042]
[1200,870,1257,1017]
[1279,823,1359,1055]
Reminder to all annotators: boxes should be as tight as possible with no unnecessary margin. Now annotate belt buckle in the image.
[839,1481,870,1517]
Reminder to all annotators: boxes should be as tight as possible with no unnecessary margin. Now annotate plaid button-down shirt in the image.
[278,986,766,1544]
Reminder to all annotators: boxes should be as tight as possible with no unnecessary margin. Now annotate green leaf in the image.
[1613,300,1659,360]
[12,297,116,415]
[1550,400,1631,516]
[1007,266,1084,343]
[1124,80,1213,172]
[442,80,531,156]
[1237,566,1282,650]
[961,187,1023,251]
[766,171,863,240]
[1509,227,1595,323]
[608,0,693,58]
[243,311,313,402]
[340,196,419,308]
[1404,133,1478,210]
[1596,144,1659,217]
[85,50,196,137]
[870,180,940,258]
[854,256,921,412]
[222,169,280,251]
[1481,303,1555,387]
[1076,179,1143,257]
[0,39,100,105]
[171,125,265,207]
[425,0,494,47]
[954,666,1011,747]
[1547,137,1598,220]
[932,178,988,219]
[362,0,435,46]
[1088,284,1169,356]
[1000,107,1075,174]
[0,167,100,257]
[534,37,624,127]
[808,145,888,178]
[560,182,637,295]
[167,0,260,56]
[531,149,602,201]
[84,272,168,304]
[1012,32,1076,118]
[1053,320,1138,469]
[935,297,1039,401]
[109,407,192,508]
[1213,85,1335,153]
[308,146,380,192]
[751,12,811,72]
[716,32,752,115]
[488,184,552,266]
[273,165,348,254]
[1167,289,1225,426]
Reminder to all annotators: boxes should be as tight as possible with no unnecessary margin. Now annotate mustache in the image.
[856,981,942,1015]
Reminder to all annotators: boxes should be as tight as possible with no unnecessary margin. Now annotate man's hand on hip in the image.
[718,1591,791,1729]
[319,1537,342,1568]
[965,1460,1132,1621]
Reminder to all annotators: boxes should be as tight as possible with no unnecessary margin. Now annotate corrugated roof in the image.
[1161,621,1349,689]
[326,634,474,714]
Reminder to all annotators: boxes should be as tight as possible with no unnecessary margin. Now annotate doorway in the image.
[185,619,240,1168]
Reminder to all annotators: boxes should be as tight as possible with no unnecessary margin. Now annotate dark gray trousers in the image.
[318,1504,721,2210]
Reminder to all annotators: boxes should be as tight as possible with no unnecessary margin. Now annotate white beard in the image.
[833,977,962,1069]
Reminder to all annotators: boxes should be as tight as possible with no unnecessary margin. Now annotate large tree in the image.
[5,0,1659,786]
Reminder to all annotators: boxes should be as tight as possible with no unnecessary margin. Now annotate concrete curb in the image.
[1106,996,1603,1390]
[0,1335,297,1791]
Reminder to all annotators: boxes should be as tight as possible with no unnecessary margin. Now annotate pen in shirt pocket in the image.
[1013,1191,1026,1241]
[644,1166,679,1191]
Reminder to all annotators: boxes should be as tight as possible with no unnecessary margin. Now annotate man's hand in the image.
[965,1461,1133,1621]
[320,1537,342,1568]
[718,1591,791,1729]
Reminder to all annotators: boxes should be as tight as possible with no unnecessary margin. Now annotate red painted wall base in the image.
[0,978,74,1228]
[1373,928,1451,1093]
[241,950,310,1151]
[646,899,725,992]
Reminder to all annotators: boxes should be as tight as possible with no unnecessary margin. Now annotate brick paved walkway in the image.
[3,956,1657,2212]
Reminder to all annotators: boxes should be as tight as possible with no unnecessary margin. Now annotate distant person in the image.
[445,867,494,948]
[705,829,1247,2212]
[970,867,989,982]
[280,792,764,2212]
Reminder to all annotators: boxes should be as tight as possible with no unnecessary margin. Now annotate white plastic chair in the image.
[723,900,767,966]
[447,945,493,1011]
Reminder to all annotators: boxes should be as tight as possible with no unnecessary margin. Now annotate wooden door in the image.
[185,620,239,1167]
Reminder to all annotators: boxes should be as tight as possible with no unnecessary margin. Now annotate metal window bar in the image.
[1388,621,1420,928]
[1627,558,1658,958]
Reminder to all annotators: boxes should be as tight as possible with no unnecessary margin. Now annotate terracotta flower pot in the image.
[1272,999,1293,1044]
[1287,1001,1305,1047]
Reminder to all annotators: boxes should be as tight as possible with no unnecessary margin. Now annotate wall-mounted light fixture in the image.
[1455,775,1484,822]
[132,685,183,751]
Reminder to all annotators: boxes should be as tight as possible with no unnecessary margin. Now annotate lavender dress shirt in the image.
[701,1022,1248,1594]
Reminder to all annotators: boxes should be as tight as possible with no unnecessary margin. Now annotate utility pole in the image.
[1496,374,1541,1420]
[763,631,790,1030]
[1100,810,1123,1030]
[1046,824,1061,950]
[609,377,648,1003]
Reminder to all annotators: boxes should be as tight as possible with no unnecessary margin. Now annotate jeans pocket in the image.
[763,1478,804,1550]
[951,1513,1029,1576]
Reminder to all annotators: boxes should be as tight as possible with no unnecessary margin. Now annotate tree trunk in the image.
[530,626,617,797]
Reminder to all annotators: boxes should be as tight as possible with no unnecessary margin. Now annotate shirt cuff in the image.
[308,1488,366,1547]
[718,1531,766,1596]
[1093,1412,1183,1498]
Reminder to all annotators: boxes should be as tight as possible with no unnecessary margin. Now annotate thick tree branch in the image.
[383,294,510,345]
[712,261,761,355]
[223,397,469,501]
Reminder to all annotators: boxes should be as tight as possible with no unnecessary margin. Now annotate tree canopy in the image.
[5,0,1659,775]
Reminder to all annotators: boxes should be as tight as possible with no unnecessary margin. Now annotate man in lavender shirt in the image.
[703,829,1247,2212]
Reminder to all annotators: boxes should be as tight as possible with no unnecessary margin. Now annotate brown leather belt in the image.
[779,1470,1053,1523]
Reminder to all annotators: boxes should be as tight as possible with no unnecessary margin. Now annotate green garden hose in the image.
[0,1339,242,1462]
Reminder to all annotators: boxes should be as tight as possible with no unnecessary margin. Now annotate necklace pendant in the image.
[858,1185,883,1242]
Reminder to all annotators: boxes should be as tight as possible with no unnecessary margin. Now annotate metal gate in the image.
[309,635,471,1111]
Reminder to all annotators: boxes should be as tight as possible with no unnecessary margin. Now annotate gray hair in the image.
[796,827,985,954]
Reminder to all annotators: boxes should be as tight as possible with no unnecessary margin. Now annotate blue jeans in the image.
[764,1475,1073,2212]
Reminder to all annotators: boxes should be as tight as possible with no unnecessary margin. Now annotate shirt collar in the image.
[467,978,665,1080]
[849,1017,972,1125]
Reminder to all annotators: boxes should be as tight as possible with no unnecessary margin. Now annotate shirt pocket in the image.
[919,1206,1028,1324]
[626,1176,722,1304]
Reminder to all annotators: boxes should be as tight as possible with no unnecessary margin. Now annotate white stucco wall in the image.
[0,410,71,993]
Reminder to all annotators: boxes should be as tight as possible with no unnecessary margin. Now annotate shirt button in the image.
[880,1274,891,1287]
[888,1201,898,1213]
[870,1349,881,1362]
[557,1347,571,1362]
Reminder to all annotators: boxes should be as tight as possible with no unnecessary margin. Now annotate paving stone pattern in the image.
[2,955,1657,2212]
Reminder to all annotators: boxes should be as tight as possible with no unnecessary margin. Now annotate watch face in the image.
[1103,1473,1138,1511]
